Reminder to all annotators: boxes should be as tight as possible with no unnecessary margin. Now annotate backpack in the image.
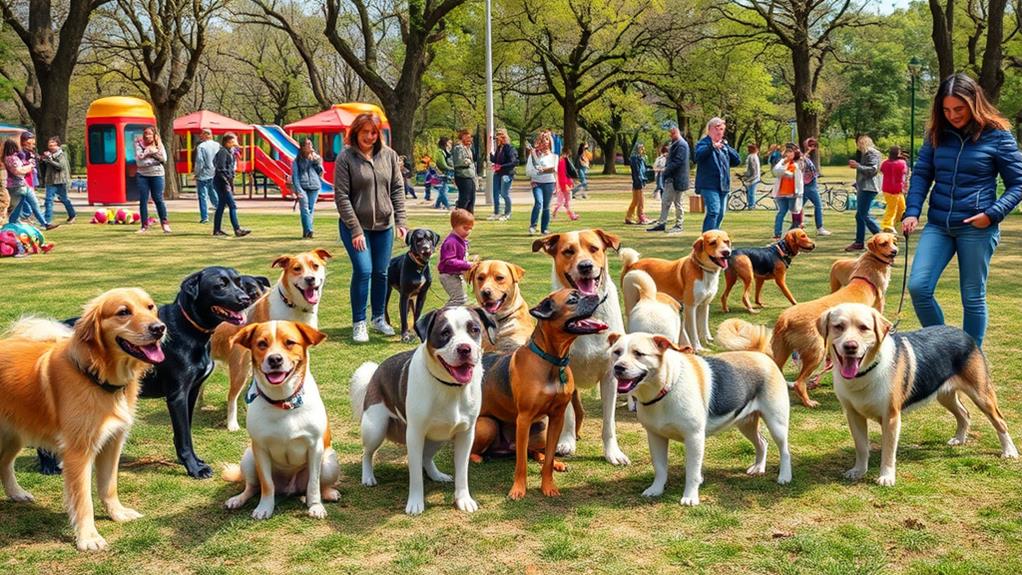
[564,157,579,180]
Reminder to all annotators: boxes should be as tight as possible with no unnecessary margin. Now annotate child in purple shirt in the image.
[438,208,475,305]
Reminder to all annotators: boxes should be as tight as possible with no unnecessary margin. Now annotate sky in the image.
[876,0,915,15]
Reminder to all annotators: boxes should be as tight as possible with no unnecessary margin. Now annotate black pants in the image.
[454,176,476,213]
[213,179,240,232]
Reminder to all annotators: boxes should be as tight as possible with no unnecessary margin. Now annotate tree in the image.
[0,0,112,140]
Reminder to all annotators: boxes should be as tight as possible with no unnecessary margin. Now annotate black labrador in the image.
[38,267,266,478]
[386,228,441,342]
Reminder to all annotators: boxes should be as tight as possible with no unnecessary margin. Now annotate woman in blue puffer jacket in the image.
[903,73,1022,347]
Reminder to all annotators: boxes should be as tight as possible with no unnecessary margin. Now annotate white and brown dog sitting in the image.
[467,259,534,352]
[223,320,338,519]
[350,306,495,515]
[211,249,332,431]
[608,332,791,506]
[820,303,1018,486]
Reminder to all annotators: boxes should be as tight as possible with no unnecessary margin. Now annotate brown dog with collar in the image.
[829,234,900,306]
[467,259,534,353]
[721,228,816,313]
[472,288,608,499]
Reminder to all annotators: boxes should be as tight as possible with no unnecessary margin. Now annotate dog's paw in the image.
[746,463,766,476]
[251,503,275,520]
[507,484,527,501]
[875,474,896,487]
[555,440,576,457]
[76,530,107,552]
[188,462,214,480]
[108,506,142,522]
[641,485,664,498]
[308,503,327,519]
[803,399,820,409]
[8,488,35,503]
[455,496,479,513]
[777,471,792,485]
[427,470,453,483]
[947,436,967,446]
[362,473,378,487]
[1002,446,1020,459]
[604,447,631,466]
[321,487,340,502]
[405,498,426,516]
[226,420,241,433]
[224,495,246,510]
[401,332,417,343]
[844,467,867,481]
[679,495,700,506]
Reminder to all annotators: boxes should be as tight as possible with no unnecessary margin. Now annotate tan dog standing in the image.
[829,234,900,309]
[0,288,166,551]
[467,259,534,352]
[620,229,733,352]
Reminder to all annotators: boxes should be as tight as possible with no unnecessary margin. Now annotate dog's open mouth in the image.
[262,366,295,385]
[294,283,321,305]
[482,294,507,314]
[566,273,600,296]
[565,317,608,335]
[616,371,646,394]
[709,255,729,270]
[117,337,165,364]
[438,357,475,384]
[835,348,864,379]
[212,305,247,325]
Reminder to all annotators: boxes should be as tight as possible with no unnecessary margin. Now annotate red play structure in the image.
[285,102,391,185]
[173,110,254,177]
[85,96,158,205]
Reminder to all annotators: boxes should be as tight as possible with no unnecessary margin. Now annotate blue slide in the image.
[254,125,333,193]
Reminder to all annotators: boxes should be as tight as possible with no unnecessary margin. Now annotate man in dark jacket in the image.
[648,126,690,234]
[489,128,518,220]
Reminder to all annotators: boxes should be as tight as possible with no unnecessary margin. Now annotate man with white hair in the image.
[193,128,220,223]
[647,125,689,234]
[694,117,741,231]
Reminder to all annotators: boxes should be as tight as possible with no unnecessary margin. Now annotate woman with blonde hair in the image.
[525,130,557,234]
[845,134,882,251]
[903,73,1022,347]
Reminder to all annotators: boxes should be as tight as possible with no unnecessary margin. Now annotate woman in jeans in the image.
[134,126,171,233]
[451,129,477,212]
[903,73,1022,347]
[433,137,453,210]
[334,113,408,343]
[799,138,831,236]
[845,135,882,251]
[212,133,251,238]
[41,136,77,224]
[574,142,592,199]
[771,144,802,239]
[292,138,323,239]
[488,128,517,221]
[626,143,649,224]
[526,130,557,235]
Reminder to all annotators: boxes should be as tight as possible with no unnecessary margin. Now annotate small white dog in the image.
[350,306,494,515]
[622,269,682,343]
[608,332,791,506]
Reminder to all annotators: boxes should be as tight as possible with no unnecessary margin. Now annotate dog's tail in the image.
[349,362,378,422]
[2,316,73,342]
[621,269,657,315]
[716,318,772,354]
[619,247,641,273]
[222,463,243,483]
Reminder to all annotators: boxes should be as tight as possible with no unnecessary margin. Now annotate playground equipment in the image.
[173,110,254,177]
[252,124,334,199]
[0,123,26,142]
[285,102,391,185]
[85,96,157,205]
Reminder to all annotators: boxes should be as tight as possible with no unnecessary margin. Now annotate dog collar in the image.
[408,252,429,271]
[640,386,671,406]
[528,339,570,385]
[245,377,305,410]
[75,360,124,394]
[278,286,314,314]
[695,259,719,274]
[774,241,793,268]
[178,303,215,334]
[854,359,882,378]
[495,298,526,323]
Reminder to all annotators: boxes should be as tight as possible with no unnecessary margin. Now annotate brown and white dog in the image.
[467,259,534,352]
[620,229,733,352]
[721,228,816,313]
[820,303,1017,486]
[532,229,629,464]
[223,320,338,519]
[829,233,900,303]
[717,232,898,408]
[0,288,166,551]
[211,248,332,431]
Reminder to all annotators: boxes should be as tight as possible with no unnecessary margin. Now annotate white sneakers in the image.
[370,316,395,336]
[817,227,833,236]
[352,321,369,343]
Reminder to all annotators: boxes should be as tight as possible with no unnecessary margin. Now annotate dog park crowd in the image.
[0,72,1020,553]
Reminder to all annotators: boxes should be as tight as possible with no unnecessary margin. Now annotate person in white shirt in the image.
[193,128,220,224]
[526,130,558,235]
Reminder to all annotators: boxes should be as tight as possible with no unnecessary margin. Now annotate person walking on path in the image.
[652,144,667,201]
[193,128,220,224]
[694,117,741,231]
[433,137,453,210]
[526,130,558,235]
[334,112,408,343]
[879,145,908,233]
[741,143,761,209]
[135,126,171,233]
[4,136,58,230]
[648,126,690,234]
[799,138,831,236]
[574,142,592,199]
[489,128,517,221]
[771,144,803,239]
[41,136,76,223]
[553,148,579,221]
[292,138,324,239]
[845,134,883,251]
[211,133,251,238]
[626,143,650,224]
[903,73,1022,347]
[451,129,477,212]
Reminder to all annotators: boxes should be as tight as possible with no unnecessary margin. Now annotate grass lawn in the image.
[2,181,1021,574]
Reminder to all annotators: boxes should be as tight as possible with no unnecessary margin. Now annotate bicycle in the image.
[818,181,850,212]
[727,179,777,211]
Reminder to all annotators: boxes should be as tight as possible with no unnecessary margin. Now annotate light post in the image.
[908,56,922,165]
[483,0,494,206]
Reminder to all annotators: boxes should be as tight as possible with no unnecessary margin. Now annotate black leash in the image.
[890,231,911,333]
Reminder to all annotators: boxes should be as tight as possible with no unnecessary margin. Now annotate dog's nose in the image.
[842,342,859,354]
[578,260,594,275]
[481,288,492,298]
[303,276,316,286]
[267,354,284,369]
[613,364,627,376]
[148,322,166,339]
[456,344,472,358]
[721,250,732,258]
[238,294,252,306]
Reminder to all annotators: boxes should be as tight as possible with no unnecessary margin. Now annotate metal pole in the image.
[910,74,916,166]
[483,0,494,206]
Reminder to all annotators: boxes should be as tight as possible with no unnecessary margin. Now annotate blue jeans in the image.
[577,166,589,190]
[297,187,319,235]
[699,188,728,231]
[746,180,758,209]
[530,182,555,231]
[339,224,393,323]
[44,184,76,221]
[11,187,48,226]
[196,178,218,221]
[493,173,512,215]
[854,190,880,243]
[908,223,999,347]
[802,181,824,229]
[773,196,795,237]
[137,174,168,226]
[433,177,451,209]
[655,172,665,195]
[213,179,240,232]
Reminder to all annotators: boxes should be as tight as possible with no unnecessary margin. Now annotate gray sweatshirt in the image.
[333,146,407,238]
[194,139,220,181]
[135,137,167,177]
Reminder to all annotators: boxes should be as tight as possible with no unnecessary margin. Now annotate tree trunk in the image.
[980,0,1007,102]
[34,78,71,142]
[791,44,820,166]
[929,0,955,81]
[562,99,579,157]
[154,106,180,199]
[597,137,617,175]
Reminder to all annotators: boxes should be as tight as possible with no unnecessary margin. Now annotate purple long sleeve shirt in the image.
[437,232,472,275]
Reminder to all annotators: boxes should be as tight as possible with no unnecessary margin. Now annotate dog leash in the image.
[889,232,911,333]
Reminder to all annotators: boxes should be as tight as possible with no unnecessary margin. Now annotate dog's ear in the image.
[255,276,271,289]
[816,309,833,339]
[532,234,560,255]
[312,249,333,263]
[294,322,327,347]
[431,230,441,246]
[180,270,203,301]
[414,309,439,343]
[76,295,106,354]
[594,229,621,252]
[652,335,686,354]
[510,263,526,282]
[271,255,292,270]
[406,230,415,246]
[472,307,498,345]
[466,260,482,284]
[231,323,260,350]
[692,237,704,254]
[529,296,557,320]
[607,332,622,346]
[871,308,892,344]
